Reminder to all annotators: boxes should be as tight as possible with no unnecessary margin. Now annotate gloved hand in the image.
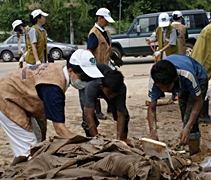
[111,53,124,67]
[36,60,41,65]
[154,50,161,57]
[145,38,151,44]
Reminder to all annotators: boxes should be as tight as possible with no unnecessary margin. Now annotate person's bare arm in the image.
[147,101,159,140]
[85,107,98,136]
[31,43,41,64]
[117,111,126,140]
[52,122,72,137]
[179,94,203,145]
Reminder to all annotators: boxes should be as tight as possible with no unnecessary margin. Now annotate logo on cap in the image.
[89,57,96,65]
[162,18,167,21]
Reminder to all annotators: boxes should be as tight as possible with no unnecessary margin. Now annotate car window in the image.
[131,17,156,34]
[184,14,206,29]
[7,36,25,44]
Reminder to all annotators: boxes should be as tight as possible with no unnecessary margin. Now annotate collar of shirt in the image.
[35,24,45,31]
[172,22,181,25]
[95,23,105,32]
[63,66,70,91]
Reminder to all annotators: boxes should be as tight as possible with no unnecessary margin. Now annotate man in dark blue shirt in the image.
[147,54,208,156]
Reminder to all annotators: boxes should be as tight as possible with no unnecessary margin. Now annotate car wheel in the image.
[186,43,193,56]
[112,46,122,59]
[50,48,62,60]
[2,51,13,62]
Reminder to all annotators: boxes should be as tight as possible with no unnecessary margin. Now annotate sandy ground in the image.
[0,61,211,170]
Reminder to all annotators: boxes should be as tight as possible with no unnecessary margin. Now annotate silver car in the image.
[0,34,78,62]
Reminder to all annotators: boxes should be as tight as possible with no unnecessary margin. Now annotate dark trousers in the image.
[178,80,208,140]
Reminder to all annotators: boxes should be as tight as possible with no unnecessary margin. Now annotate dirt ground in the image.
[1,61,211,171]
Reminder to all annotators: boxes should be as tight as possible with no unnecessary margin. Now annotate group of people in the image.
[146,10,211,156]
[0,7,210,166]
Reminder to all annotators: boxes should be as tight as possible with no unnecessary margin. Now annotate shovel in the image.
[140,137,174,169]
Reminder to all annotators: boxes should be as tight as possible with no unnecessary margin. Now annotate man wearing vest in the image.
[80,8,123,127]
[146,12,178,99]
[0,49,104,166]
[25,9,49,66]
[191,23,211,123]
[171,10,188,55]
[12,19,47,143]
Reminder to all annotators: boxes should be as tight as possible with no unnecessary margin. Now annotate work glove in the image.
[154,50,161,57]
[145,38,151,44]
[36,60,41,65]
[111,53,124,67]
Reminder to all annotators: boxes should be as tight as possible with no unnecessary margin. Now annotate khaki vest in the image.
[25,25,48,65]
[88,27,112,65]
[157,25,178,59]
[171,23,186,54]
[191,24,211,80]
[0,63,67,131]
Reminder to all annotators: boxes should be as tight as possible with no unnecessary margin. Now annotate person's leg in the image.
[31,117,42,143]
[78,89,100,137]
[95,98,107,120]
[178,80,208,155]
[34,114,47,142]
[178,90,201,155]
[0,111,37,165]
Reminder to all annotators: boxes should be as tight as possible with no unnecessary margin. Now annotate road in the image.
[0,56,154,78]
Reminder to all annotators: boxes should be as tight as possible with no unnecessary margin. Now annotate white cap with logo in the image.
[172,10,183,19]
[12,20,23,31]
[158,12,170,27]
[96,8,115,23]
[31,9,49,19]
[69,49,104,78]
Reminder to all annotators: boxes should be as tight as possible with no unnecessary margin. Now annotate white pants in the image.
[0,111,37,157]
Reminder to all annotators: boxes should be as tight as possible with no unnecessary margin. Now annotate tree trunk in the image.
[70,5,74,44]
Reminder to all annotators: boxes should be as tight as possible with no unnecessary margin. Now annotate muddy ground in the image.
[0,62,211,170]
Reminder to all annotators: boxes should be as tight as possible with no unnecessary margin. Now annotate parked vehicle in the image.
[0,34,78,62]
[111,9,209,58]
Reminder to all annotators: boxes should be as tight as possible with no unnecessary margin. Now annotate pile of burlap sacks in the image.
[1,134,211,180]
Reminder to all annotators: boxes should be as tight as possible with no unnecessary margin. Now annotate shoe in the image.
[171,94,178,101]
[198,115,211,123]
[96,112,107,120]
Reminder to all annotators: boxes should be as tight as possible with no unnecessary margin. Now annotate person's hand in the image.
[150,129,159,141]
[114,58,124,67]
[178,127,191,145]
[36,60,41,65]
[154,50,161,57]
[145,38,151,45]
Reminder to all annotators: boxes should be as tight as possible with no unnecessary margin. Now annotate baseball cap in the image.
[31,9,48,19]
[172,11,183,20]
[158,12,170,27]
[69,49,104,78]
[96,8,115,23]
[12,20,24,31]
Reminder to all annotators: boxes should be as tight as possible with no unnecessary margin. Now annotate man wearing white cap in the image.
[171,10,188,55]
[0,49,103,166]
[25,9,49,66]
[146,12,178,100]
[146,12,178,60]
[87,7,123,120]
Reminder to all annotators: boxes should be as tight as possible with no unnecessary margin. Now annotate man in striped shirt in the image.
[147,54,208,156]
